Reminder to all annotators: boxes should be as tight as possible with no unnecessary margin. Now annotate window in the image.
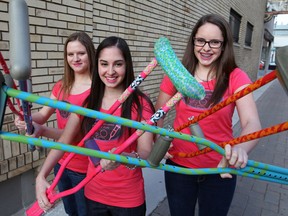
[245,22,253,47]
[229,9,242,43]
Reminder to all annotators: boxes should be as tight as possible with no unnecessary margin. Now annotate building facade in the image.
[260,0,288,73]
[271,21,288,63]
[0,0,267,215]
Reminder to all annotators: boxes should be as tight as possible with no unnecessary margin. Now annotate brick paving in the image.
[150,80,288,216]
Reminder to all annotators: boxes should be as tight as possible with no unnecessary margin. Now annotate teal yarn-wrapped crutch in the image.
[2,86,288,185]
[1,131,288,185]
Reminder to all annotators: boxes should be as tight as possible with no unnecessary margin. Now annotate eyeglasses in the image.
[193,37,223,49]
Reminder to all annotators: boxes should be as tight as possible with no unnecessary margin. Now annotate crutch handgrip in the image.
[9,0,31,81]
[147,126,174,167]
[154,37,205,100]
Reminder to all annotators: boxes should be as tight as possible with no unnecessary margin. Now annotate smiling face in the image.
[66,40,90,75]
[98,46,126,91]
[194,22,224,69]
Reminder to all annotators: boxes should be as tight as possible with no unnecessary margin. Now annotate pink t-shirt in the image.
[160,68,251,168]
[84,97,153,208]
[52,81,90,173]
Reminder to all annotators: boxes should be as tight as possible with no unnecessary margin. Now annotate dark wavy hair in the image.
[81,36,154,135]
[182,14,238,106]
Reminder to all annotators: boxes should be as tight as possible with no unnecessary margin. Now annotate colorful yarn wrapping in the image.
[3,87,288,180]
[1,131,288,185]
[174,121,288,158]
[2,85,288,214]
[154,37,205,100]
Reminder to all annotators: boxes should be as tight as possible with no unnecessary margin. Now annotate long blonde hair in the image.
[59,31,96,99]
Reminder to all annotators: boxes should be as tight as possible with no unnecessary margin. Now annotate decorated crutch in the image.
[173,121,288,158]
[3,87,288,211]
[2,85,288,184]
[26,58,158,216]
[25,69,203,215]
[0,73,8,128]
[9,0,35,151]
[3,86,287,180]
[1,126,288,185]
[25,37,205,215]
[147,37,207,166]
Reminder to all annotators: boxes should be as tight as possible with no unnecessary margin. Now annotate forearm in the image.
[137,131,154,159]
[156,118,164,128]
[37,149,64,179]
[235,92,262,154]
[137,148,151,159]
[32,104,56,125]
[32,112,49,125]
[37,118,79,178]
[40,125,63,140]
[237,120,262,153]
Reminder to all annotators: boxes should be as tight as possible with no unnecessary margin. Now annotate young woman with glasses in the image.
[155,14,261,216]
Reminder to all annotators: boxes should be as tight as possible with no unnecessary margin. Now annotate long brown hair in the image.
[59,31,96,99]
[182,14,238,106]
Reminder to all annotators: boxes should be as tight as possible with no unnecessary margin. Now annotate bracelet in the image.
[133,151,140,159]
[125,151,140,170]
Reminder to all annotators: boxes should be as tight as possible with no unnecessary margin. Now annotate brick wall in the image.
[0,0,267,213]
